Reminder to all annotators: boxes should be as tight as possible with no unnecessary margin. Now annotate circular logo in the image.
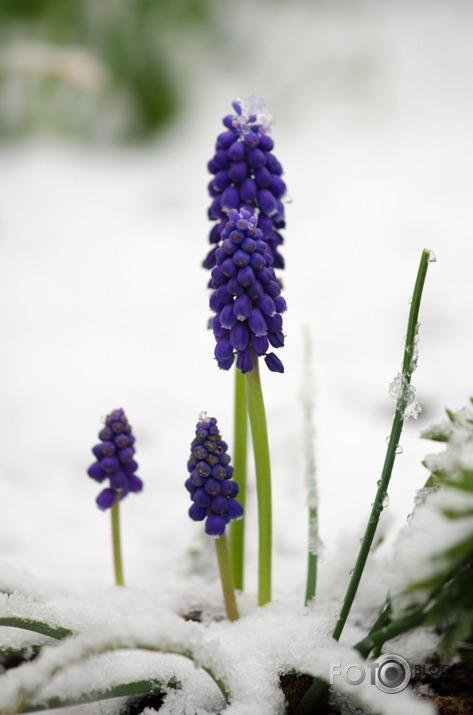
[374,653,411,693]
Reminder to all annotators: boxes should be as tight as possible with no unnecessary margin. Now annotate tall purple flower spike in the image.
[205,95,286,271]
[87,408,143,511]
[209,207,287,373]
[186,415,243,538]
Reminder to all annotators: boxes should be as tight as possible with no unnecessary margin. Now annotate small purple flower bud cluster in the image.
[205,96,286,271]
[210,207,286,373]
[186,416,243,538]
[87,408,143,511]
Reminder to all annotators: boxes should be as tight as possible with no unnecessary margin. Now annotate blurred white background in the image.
[0,0,472,598]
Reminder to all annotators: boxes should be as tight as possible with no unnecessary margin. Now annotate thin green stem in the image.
[302,327,318,606]
[111,499,124,587]
[21,678,176,712]
[229,367,248,591]
[297,249,433,714]
[332,248,431,642]
[304,513,318,607]
[215,534,239,621]
[0,618,72,640]
[244,352,272,606]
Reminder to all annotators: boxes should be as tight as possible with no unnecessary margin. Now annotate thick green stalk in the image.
[244,352,272,606]
[111,499,124,587]
[229,367,248,590]
[215,533,239,621]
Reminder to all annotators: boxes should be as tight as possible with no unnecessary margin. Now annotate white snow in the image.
[1,0,473,712]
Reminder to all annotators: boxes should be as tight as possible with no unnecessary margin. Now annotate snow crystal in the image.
[234,95,274,135]
[388,372,421,420]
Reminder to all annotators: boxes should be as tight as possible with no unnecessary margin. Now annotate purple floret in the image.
[88,408,143,511]
[204,96,285,271]
[186,416,243,538]
[209,208,286,373]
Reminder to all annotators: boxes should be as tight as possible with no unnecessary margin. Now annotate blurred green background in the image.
[0,0,216,142]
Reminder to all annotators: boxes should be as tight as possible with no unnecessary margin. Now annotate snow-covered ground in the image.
[0,1,472,712]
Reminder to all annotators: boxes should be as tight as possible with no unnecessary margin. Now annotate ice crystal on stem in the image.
[389,373,421,420]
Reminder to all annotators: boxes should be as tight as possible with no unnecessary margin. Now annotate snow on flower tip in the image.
[205,95,286,271]
[87,408,143,510]
[186,416,243,538]
[209,207,287,374]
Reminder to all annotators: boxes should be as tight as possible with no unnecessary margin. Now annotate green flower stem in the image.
[302,327,318,606]
[111,499,124,587]
[332,248,431,642]
[21,678,176,712]
[229,367,248,591]
[304,511,318,607]
[215,533,239,621]
[0,617,72,640]
[244,352,272,606]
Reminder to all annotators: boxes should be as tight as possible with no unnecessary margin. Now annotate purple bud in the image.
[101,456,120,474]
[214,337,233,362]
[247,147,266,168]
[268,331,285,348]
[227,499,244,520]
[220,186,240,211]
[96,488,117,511]
[88,462,107,482]
[232,249,250,267]
[228,141,245,161]
[230,323,250,351]
[228,161,248,183]
[249,308,267,336]
[251,334,269,356]
[257,189,277,216]
[256,294,276,316]
[194,488,212,507]
[274,295,288,313]
[217,131,237,149]
[189,503,207,521]
[227,277,245,296]
[236,349,253,374]
[213,169,231,191]
[109,471,128,490]
[247,279,264,300]
[237,265,255,286]
[220,304,238,329]
[240,178,257,202]
[118,447,134,462]
[233,293,253,320]
[211,495,229,514]
[205,514,226,537]
[264,352,284,373]
[259,134,274,151]
[254,167,272,187]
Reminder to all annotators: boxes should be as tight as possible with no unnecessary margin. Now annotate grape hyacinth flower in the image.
[205,95,286,271]
[186,415,243,538]
[87,408,142,586]
[186,415,241,620]
[209,207,287,374]
[88,408,143,510]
